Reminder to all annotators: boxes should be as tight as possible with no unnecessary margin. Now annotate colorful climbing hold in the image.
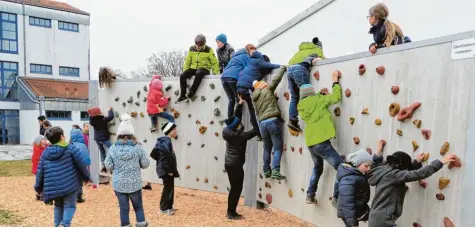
[137,90,141,98]
[214,96,220,102]
[313,71,319,80]
[413,222,422,227]
[349,117,355,125]
[174,90,179,96]
[135,101,140,106]
[214,156,218,161]
[375,118,382,126]
[210,83,215,89]
[127,96,133,103]
[376,66,385,75]
[440,142,450,155]
[421,129,431,140]
[265,182,271,188]
[345,88,351,97]
[265,194,272,204]
[291,147,295,152]
[259,173,263,179]
[284,92,290,101]
[298,147,303,154]
[366,148,372,155]
[413,119,422,128]
[391,86,400,95]
[448,155,462,169]
[196,120,201,124]
[143,85,148,92]
[173,110,180,119]
[397,129,403,136]
[259,187,262,192]
[186,165,191,169]
[213,108,220,116]
[397,102,421,121]
[353,137,360,145]
[334,107,341,116]
[215,132,220,137]
[258,193,262,199]
[115,97,120,102]
[188,114,191,118]
[130,112,138,118]
[361,108,369,115]
[439,177,450,190]
[436,193,445,200]
[209,120,214,125]
[165,85,172,92]
[389,103,401,117]
[418,180,427,188]
[218,120,224,125]
[196,177,199,182]
[412,140,419,152]
[201,144,205,148]
[199,126,207,134]
[204,178,209,183]
[122,102,126,107]
[201,96,206,101]
[143,139,147,143]
[443,217,454,227]
[301,188,304,192]
[143,97,147,102]
[187,142,191,146]
[422,153,430,162]
[140,112,145,118]
[358,64,366,75]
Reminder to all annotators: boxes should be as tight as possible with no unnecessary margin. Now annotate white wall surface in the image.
[259,0,475,64]
[0,101,19,110]
[0,1,25,75]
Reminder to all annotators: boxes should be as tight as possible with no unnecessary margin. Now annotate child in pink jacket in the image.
[147,75,175,132]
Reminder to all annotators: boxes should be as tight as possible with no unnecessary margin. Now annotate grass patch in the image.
[0,160,32,177]
[0,209,22,225]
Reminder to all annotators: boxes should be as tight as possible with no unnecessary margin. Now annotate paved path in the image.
[0,145,32,161]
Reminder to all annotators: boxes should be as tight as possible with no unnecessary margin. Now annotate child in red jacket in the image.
[147,75,175,132]
[32,135,49,200]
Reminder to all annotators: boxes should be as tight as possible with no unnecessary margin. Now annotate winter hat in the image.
[225,117,241,130]
[312,37,323,48]
[347,149,373,167]
[216,34,227,44]
[149,75,163,90]
[33,135,45,145]
[87,107,101,117]
[195,34,206,45]
[161,122,176,136]
[299,84,316,99]
[387,151,414,170]
[252,80,269,90]
[117,114,135,135]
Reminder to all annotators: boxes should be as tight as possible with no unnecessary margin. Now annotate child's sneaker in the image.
[136,221,149,227]
[150,127,156,133]
[271,169,286,180]
[263,170,271,178]
[187,94,198,102]
[160,209,170,214]
[77,195,86,203]
[305,195,317,204]
[175,96,188,104]
[142,183,152,190]
[287,121,302,133]
[226,212,243,220]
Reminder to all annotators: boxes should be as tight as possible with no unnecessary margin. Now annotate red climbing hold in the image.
[443,217,454,227]
[358,64,366,76]
[299,147,303,154]
[436,193,445,200]
[345,88,351,97]
[418,180,427,188]
[448,155,462,169]
[291,147,295,152]
[397,102,421,121]
[391,86,400,95]
[313,71,320,80]
[258,193,262,199]
[265,193,272,204]
[284,92,290,101]
[421,129,431,140]
[376,66,385,75]
[413,222,422,227]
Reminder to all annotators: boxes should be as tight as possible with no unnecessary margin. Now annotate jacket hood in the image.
[368,164,394,186]
[149,77,163,90]
[114,140,139,161]
[70,129,85,144]
[337,163,362,181]
[251,51,264,59]
[43,145,67,161]
[233,49,248,58]
[251,88,267,102]
[155,136,172,152]
[299,42,319,50]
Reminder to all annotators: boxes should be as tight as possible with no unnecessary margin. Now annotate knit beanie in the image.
[195,34,206,45]
[252,80,269,90]
[312,37,323,48]
[225,117,241,130]
[387,151,414,170]
[216,34,227,44]
[33,135,45,145]
[161,122,176,136]
[87,107,101,117]
[117,114,134,135]
[299,84,316,99]
[347,149,373,167]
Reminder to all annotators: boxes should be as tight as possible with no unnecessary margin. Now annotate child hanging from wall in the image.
[251,66,287,180]
[176,34,220,103]
[216,33,235,73]
[222,94,257,220]
[367,3,411,54]
[147,75,175,132]
[150,122,180,215]
[70,128,91,203]
[237,44,282,141]
[104,114,150,227]
[88,107,114,174]
[297,71,343,205]
[221,48,250,119]
[368,151,456,227]
[32,135,50,201]
[336,141,385,227]
[286,37,324,133]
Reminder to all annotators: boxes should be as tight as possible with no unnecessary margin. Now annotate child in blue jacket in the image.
[70,128,91,203]
[221,48,250,119]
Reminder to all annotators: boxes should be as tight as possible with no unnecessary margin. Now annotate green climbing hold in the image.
[219,120,224,125]
[115,97,120,102]
[201,96,206,101]
[135,101,140,106]
[210,83,215,89]
[143,85,148,92]
[137,90,141,98]
[127,96,133,103]
[213,108,220,116]
[165,85,172,92]
[189,95,198,102]
[214,96,220,102]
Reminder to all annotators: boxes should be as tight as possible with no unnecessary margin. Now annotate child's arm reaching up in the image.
[321,71,342,107]
[392,154,456,184]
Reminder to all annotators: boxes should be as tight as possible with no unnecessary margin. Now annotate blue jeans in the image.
[115,190,146,226]
[96,140,112,166]
[150,112,175,128]
[287,65,310,120]
[221,77,238,119]
[53,191,77,227]
[306,140,343,199]
[260,118,283,171]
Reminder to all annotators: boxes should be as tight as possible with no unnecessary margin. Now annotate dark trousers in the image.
[114,190,146,226]
[236,88,261,138]
[77,182,83,199]
[225,164,244,214]
[160,177,175,211]
[180,68,210,97]
[221,77,238,119]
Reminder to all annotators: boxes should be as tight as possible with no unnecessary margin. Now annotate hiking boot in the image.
[306,195,317,204]
[175,96,188,104]
[271,169,286,180]
[331,197,338,209]
[263,170,271,178]
[77,195,86,203]
[187,93,198,102]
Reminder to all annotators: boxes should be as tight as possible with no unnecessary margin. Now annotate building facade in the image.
[0,0,89,144]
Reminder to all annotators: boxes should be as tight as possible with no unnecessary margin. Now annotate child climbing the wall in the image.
[368,151,457,227]
[216,33,235,73]
[237,44,282,141]
[150,122,180,215]
[104,114,150,227]
[286,38,324,133]
[147,75,175,132]
[368,3,411,54]
[222,94,257,220]
[34,126,91,227]
[297,71,343,205]
[176,34,220,103]
[221,48,250,119]
[251,65,287,180]
[70,128,91,203]
[32,135,49,201]
[88,107,114,174]
[336,141,385,227]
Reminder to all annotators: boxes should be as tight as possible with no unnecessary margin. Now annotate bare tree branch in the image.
[128,50,187,78]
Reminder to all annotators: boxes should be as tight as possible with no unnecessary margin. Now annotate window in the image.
[0,61,18,101]
[29,16,51,28]
[46,111,72,120]
[59,66,80,77]
[80,111,89,121]
[30,64,52,74]
[58,21,79,32]
[0,12,18,53]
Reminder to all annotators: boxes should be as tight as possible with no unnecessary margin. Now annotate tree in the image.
[130,50,187,78]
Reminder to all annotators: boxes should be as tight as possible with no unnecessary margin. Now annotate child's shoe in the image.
[36,194,41,201]
[142,183,152,190]
[187,93,198,102]
[136,221,149,227]
[77,195,86,203]
[263,170,271,178]
[271,169,286,180]
[305,195,317,204]
[257,136,263,141]
[150,127,156,133]
[287,120,302,133]
[175,96,188,104]
[226,212,243,220]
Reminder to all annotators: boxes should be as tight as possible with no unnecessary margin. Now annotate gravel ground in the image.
[0,176,313,227]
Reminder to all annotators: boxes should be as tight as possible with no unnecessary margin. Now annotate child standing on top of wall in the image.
[104,114,150,227]
[150,122,180,215]
[237,44,282,141]
[176,34,220,103]
[216,33,235,73]
[368,151,456,227]
[251,66,287,180]
[70,128,91,203]
[286,37,324,133]
[34,126,91,227]
[88,107,114,174]
[32,135,50,201]
[336,141,385,227]
[368,3,411,54]
[82,123,89,148]
[222,94,257,220]
[221,48,250,119]
[297,71,343,205]
[147,75,175,132]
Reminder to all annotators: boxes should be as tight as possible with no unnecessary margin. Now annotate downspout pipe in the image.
[22,1,27,77]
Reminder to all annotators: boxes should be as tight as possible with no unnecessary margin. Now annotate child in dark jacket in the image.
[34,126,91,227]
[216,33,235,73]
[88,106,114,173]
[146,75,174,132]
[150,122,180,215]
[221,48,250,119]
[368,151,456,227]
[222,94,257,220]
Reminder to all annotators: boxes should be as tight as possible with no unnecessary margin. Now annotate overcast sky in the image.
[60,0,317,79]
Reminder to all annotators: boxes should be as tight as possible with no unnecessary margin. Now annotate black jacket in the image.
[39,125,46,136]
[222,103,257,167]
[150,136,180,178]
[369,20,411,49]
[89,109,114,141]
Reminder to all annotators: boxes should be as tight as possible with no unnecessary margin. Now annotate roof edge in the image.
[257,0,335,48]
[2,0,90,16]
[18,76,89,101]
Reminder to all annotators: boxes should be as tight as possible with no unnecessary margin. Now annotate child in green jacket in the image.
[297,70,343,205]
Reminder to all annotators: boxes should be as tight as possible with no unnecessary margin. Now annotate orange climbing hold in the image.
[361,108,369,115]
[265,182,271,189]
[376,66,385,75]
[130,112,138,118]
[288,189,293,198]
[397,102,421,121]
[173,110,180,119]
[397,129,403,136]
[375,118,382,126]
[448,155,462,169]
[440,142,450,155]
[444,217,454,227]
[412,140,419,152]
[421,129,431,140]
[349,117,355,125]
[389,103,401,117]
[422,153,430,162]
[353,137,360,145]
[439,177,450,190]
[213,186,218,190]
[204,178,209,183]
[199,126,207,134]
[313,71,320,80]
[413,119,422,128]
[214,132,220,137]
[186,165,191,169]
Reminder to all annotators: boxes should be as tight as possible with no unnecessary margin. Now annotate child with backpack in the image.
[70,128,91,203]
[88,107,114,173]
[147,75,174,132]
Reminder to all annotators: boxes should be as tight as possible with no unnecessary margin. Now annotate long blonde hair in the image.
[370,3,404,47]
